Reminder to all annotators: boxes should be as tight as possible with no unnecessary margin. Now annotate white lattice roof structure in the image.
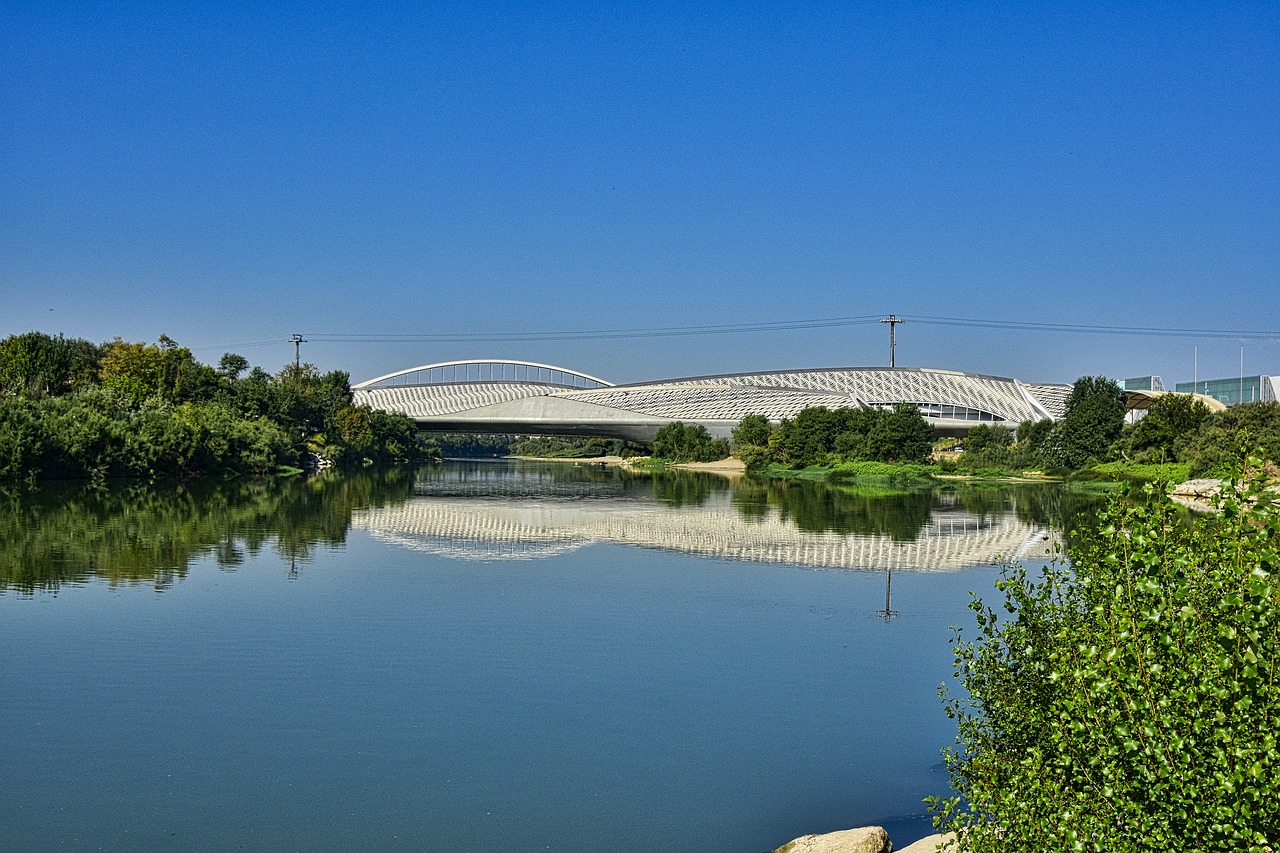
[353,359,1072,441]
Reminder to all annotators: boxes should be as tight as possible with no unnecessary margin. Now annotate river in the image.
[0,461,1101,852]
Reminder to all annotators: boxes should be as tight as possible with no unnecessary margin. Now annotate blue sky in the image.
[3,2,1277,387]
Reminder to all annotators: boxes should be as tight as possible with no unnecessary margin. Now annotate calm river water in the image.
[0,461,1099,852]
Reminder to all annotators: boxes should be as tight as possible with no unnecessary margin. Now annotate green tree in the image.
[98,337,217,404]
[1014,418,1054,466]
[217,353,250,382]
[865,403,933,463]
[781,406,845,467]
[963,424,1012,455]
[1183,401,1280,476]
[0,396,44,481]
[731,414,773,449]
[934,460,1280,852]
[1047,375,1125,469]
[1123,393,1212,462]
[0,332,101,397]
[652,421,729,463]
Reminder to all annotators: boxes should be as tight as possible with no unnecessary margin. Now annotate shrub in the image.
[652,421,729,463]
[933,458,1280,851]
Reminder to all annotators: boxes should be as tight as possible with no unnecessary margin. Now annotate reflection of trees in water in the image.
[649,470,731,508]
[734,477,1112,546]
[0,467,418,593]
[734,478,936,541]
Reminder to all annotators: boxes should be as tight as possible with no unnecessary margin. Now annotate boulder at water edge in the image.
[772,825,892,853]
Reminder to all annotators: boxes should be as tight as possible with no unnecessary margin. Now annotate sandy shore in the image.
[507,455,748,476]
[670,457,747,475]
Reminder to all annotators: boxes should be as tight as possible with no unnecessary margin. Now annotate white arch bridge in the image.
[353,359,1092,442]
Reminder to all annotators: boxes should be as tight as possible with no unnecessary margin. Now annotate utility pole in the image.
[877,569,898,621]
[880,315,903,368]
[290,334,307,368]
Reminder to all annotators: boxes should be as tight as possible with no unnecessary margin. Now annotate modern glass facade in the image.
[1120,376,1164,392]
[1174,375,1279,407]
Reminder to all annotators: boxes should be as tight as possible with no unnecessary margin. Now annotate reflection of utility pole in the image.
[291,334,307,368]
[880,315,903,368]
[877,569,899,621]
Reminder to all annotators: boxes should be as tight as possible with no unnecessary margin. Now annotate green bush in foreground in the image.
[933,459,1280,852]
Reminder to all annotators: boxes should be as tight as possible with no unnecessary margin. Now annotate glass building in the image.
[1174,375,1280,407]
[1120,376,1165,392]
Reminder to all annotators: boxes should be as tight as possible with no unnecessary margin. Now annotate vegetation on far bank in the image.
[647,374,1280,487]
[952,379,1280,482]
[0,331,435,483]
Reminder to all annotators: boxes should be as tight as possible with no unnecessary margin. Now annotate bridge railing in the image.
[353,359,614,391]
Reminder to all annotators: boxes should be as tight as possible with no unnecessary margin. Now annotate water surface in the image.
[0,462,1094,851]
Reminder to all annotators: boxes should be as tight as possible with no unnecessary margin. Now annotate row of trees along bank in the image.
[0,331,434,483]
[952,376,1280,478]
[653,403,939,467]
[652,376,1279,479]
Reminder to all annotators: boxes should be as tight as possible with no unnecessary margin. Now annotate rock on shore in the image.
[772,826,955,853]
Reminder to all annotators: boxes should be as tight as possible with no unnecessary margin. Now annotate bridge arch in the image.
[353,359,615,391]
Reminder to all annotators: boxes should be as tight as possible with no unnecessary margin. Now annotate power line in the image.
[182,314,1277,355]
[302,315,887,343]
[298,314,1277,345]
[906,315,1277,340]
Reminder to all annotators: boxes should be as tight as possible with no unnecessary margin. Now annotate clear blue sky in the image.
[3,2,1277,387]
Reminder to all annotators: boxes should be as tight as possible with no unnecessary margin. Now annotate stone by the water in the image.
[773,825,892,853]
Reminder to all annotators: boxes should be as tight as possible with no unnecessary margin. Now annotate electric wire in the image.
[186,314,1278,353]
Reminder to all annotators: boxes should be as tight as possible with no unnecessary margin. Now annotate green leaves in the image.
[935,459,1280,852]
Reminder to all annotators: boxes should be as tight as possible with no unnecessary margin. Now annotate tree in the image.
[781,406,844,467]
[1184,401,1280,476]
[98,337,217,404]
[732,414,773,449]
[0,332,101,397]
[652,421,728,463]
[217,353,250,382]
[1047,376,1125,469]
[933,460,1280,851]
[1122,393,1212,462]
[964,424,1012,455]
[865,403,933,463]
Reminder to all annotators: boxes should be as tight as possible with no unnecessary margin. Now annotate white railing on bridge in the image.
[353,359,614,391]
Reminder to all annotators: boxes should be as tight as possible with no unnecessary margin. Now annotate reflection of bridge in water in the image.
[352,488,1058,572]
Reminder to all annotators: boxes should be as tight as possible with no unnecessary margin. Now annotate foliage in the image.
[0,332,432,481]
[866,403,935,464]
[652,421,730,463]
[731,413,774,449]
[781,406,854,467]
[963,424,1012,456]
[734,404,933,469]
[0,331,102,397]
[1182,402,1280,477]
[1085,460,1192,484]
[1045,375,1126,469]
[934,459,1280,852]
[508,435,646,458]
[736,443,775,471]
[1121,394,1212,463]
[1017,418,1055,456]
[98,337,219,404]
[827,460,936,485]
[430,433,515,457]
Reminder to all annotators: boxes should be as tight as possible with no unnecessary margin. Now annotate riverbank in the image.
[508,454,749,475]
